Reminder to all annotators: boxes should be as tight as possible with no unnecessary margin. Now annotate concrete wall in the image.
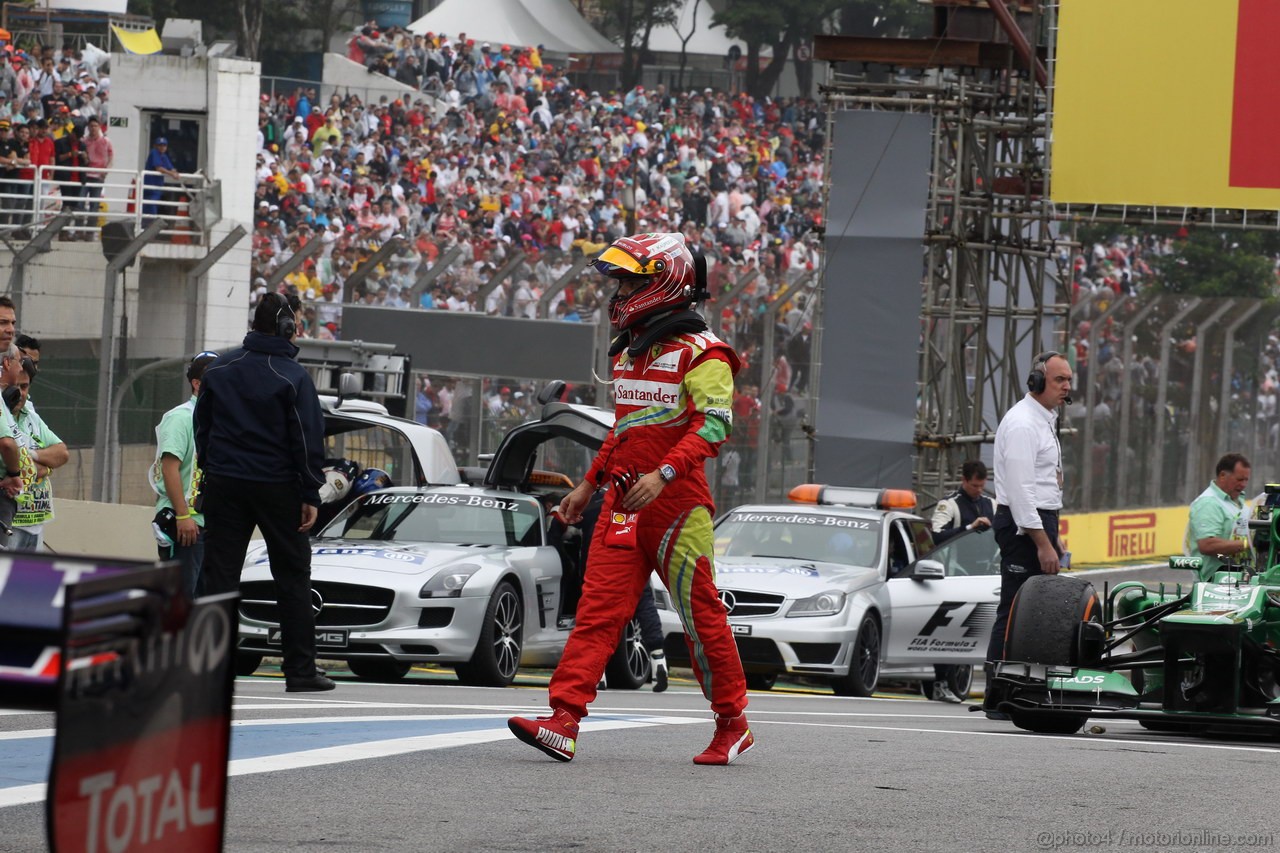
[47,498,157,560]
[110,53,260,350]
[44,444,164,506]
[322,52,418,104]
[0,53,259,354]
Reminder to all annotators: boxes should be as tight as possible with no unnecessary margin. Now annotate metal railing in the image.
[0,165,214,245]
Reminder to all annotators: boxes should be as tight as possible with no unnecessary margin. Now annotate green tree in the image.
[598,0,683,90]
[1154,231,1277,299]
[715,0,841,99]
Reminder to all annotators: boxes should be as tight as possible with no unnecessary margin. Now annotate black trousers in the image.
[986,505,1060,662]
[634,585,663,654]
[200,475,317,679]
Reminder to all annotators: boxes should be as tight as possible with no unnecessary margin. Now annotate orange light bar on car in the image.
[788,484,917,510]
[788,484,824,504]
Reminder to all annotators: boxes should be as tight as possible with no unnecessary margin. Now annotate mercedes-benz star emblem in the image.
[718,589,736,615]
[310,588,324,616]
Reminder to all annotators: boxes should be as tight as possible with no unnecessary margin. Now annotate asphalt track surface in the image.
[4,565,1277,853]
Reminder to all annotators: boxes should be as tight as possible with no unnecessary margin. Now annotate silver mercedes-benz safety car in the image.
[234,388,656,688]
[660,484,1001,697]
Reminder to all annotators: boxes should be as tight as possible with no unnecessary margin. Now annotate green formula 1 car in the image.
[984,497,1280,736]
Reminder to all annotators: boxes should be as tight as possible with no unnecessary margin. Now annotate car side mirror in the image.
[909,559,945,581]
[537,380,567,405]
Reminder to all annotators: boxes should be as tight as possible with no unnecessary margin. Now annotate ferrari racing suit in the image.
[549,329,748,720]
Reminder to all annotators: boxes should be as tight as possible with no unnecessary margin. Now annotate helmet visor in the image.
[593,245,657,278]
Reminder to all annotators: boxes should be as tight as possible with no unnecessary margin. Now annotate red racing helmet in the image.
[594,233,696,330]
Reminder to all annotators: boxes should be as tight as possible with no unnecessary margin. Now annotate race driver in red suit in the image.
[509,232,753,765]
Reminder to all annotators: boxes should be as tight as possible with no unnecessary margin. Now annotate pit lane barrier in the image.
[1059,505,1190,567]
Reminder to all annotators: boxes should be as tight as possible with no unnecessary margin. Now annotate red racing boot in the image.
[508,709,579,762]
[693,712,755,765]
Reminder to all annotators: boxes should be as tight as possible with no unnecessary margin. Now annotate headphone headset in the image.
[1026,351,1060,395]
[272,292,296,339]
[186,350,218,382]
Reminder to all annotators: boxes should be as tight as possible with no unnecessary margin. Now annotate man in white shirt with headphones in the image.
[986,351,1074,679]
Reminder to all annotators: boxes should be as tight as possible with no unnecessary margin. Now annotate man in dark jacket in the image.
[195,292,332,692]
[927,459,995,704]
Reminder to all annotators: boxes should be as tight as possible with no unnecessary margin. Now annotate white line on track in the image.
[0,713,705,809]
[761,718,1280,753]
[0,728,53,740]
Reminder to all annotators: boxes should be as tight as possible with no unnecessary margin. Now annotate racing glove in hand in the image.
[610,465,642,495]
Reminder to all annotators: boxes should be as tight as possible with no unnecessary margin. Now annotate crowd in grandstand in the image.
[0,42,113,236]
[250,26,827,481]
[252,27,827,352]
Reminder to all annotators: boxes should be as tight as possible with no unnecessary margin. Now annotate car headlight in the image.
[651,586,673,611]
[787,590,847,618]
[419,567,479,598]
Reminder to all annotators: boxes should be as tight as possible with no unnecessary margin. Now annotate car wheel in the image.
[235,652,264,677]
[949,665,974,699]
[920,665,974,700]
[832,613,880,697]
[455,581,523,687]
[603,618,651,690]
[348,658,411,682]
[1005,575,1101,666]
[746,672,778,691]
[1010,711,1087,735]
[1003,575,1099,734]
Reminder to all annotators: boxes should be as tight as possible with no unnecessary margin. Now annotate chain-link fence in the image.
[1062,293,1280,512]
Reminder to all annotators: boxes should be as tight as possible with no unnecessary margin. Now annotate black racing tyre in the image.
[832,613,881,697]
[1010,711,1088,735]
[235,652,264,677]
[455,581,524,687]
[348,658,411,682]
[1005,575,1101,666]
[747,672,778,691]
[1004,576,1100,735]
[603,617,651,690]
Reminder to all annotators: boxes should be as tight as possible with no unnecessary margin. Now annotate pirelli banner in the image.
[1052,0,1280,209]
[1059,506,1191,566]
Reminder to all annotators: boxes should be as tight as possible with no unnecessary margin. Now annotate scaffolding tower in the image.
[815,4,1071,505]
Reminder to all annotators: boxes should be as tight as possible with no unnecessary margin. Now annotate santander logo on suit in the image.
[614,378,682,406]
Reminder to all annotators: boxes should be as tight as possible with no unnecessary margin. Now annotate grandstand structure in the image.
[817,1,1065,504]
[816,0,1278,507]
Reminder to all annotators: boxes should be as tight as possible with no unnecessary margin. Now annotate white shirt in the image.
[993,394,1062,531]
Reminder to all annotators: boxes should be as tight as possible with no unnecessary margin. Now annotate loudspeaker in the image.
[1026,351,1060,394]
[100,221,138,267]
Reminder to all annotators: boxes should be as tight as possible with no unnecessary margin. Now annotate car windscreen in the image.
[713,511,880,568]
[324,419,421,487]
[317,492,542,547]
